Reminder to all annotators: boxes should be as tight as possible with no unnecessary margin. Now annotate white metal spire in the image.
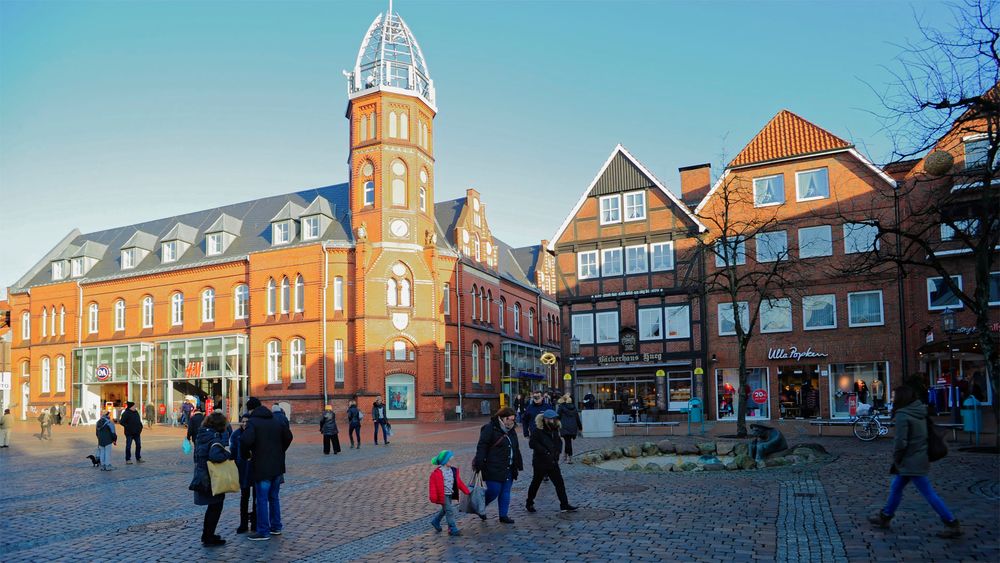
[345,6,435,108]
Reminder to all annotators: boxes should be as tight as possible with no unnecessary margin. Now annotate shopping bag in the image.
[386,423,393,437]
[207,459,241,495]
[458,472,486,516]
[182,439,192,455]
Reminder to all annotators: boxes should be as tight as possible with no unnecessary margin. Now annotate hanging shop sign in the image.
[751,389,768,404]
[767,346,829,362]
[96,365,112,382]
[620,328,638,354]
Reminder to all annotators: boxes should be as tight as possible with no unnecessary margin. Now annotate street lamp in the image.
[940,307,960,424]
[570,337,580,406]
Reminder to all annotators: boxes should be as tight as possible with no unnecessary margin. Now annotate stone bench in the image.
[615,421,681,436]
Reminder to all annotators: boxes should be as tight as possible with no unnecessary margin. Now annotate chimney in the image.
[679,163,711,208]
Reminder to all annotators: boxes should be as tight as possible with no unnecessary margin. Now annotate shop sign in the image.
[751,389,768,404]
[620,328,638,354]
[593,288,662,300]
[597,352,663,365]
[96,365,112,382]
[767,346,829,362]
[158,404,166,415]
[848,394,858,417]
[185,361,204,378]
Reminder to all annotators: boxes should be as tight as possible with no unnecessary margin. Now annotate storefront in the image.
[156,334,248,423]
[576,357,695,418]
[73,343,156,421]
[919,334,996,412]
[716,367,770,420]
[501,341,553,402]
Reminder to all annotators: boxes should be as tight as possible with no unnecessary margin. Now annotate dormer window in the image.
[303,217,320,240]
[206,233,224,256]
[51,261,66,280]
[121,248,139,270]
[162,241,178,263]
[273,221,291,245]
[71,257,84,277]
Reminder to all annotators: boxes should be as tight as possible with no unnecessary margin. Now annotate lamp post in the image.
[940,307,961,424]
[570,337,580,405]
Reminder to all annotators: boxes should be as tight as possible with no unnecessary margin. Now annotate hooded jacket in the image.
[528,414,562,469]
[892,401,930,476]
[474,416,524,482]
[557,402,582,437]
[96,415,117,447]
[191,426,232,505]
[241,405,294,482]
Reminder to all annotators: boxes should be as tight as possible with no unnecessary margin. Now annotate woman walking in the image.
[347,400,362,449]
[190,411,232,547]
[95,411,117,471]
[556,395,582,463]
[320,405,341,455]
[473,407,523,524]
[525,409,577,514]
[868,386,961,538]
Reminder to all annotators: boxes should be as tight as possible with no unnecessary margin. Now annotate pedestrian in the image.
[869,386,962,538]
[230,414,256,534]
[320,405,341,455]
[50,405,60,426]
[271,403,289,428]
[145,401,156,428]
[428,449,471,536]
[95,410,117,471]
[0,408,13,447]
[556,394,582,463]
[119,401,145,464]
[372,395,390,445]
[38,408,53,440]
[181,400,193,425]
[473,407,523,524]
[241,397,294,541]
[187,406,205,452]
[521,392,546,438]
[346,400,362,449]
[513,394,525,418]
[57,403,67,425]
[582,392,596,410]
[190,411,232,547]
[525,409,577,514]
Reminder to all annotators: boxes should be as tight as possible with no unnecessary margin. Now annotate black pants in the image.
[526,464,570,508]
[323,434,341,454]
[202,500,224,540]
[125,433,141,461]
[562,435,574,457]
[349,423,361,446]
[239,486,255,531]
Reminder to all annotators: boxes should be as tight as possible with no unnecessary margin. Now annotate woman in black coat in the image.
[525,410,577,514]
[556,395,583,463]
[190,411,232,547]
[473,407,523,524]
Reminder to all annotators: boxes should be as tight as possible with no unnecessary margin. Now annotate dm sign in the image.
[96,365,112,382]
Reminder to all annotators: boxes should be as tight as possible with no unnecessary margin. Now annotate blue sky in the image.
[0,0,955,294]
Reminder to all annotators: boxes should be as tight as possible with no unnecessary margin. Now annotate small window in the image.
[50,305,55,336]
[393,340,407,361]
[442,283,450,315]
[162,241,178,263]
[400,112,409,140]
[927,276,962,310]
[444,342,453,383]
[267,340,282,383]
[364,181,375,206]
[59,306,65,335]
[273,222,291,245]
[625,245,648,274]
[171,293,184,326]
[514,303,521,333]
[484,344,492,384]
[638,308,663,340]
[964,136,990,170]
[624,191,646,221]
[595,311,619,343]
[571,313,593,344]
[266,278,276,315]
[388,111,397,138]
[578,251,599,280]
[753,174,784,206]
[21,312,30,341]
[280,276,290,314]
[201,289,215,322]
[234,285,249,320]
[114,300,126,331]
[289,338,305,382]
[665,305,690,339]
[388,279,398,307]
[400,279,411,307]
[848,290,884,327]
[334,339,345,382]
[715,238,746,267]
[41,357,51,393]
[142,296,154,328]
[798,225,833,258]
[121,248,136,270]
[650,242,674,272]
[71,257,83,277]
[419,187,426,212]
[498,298,506,329]
[601,248,623,277]
[88,303,99,333]
[803,294,837,330]
[760,298,792,333]
[940,218,980,241]
[599,195,621,224]
[294,275,305,313]
[471,343,480,384]
[206,233,224,256]
[41,308,47,337]
[528,308,535,337]
[51,261,66,280]
[796,168,830,201]
[56,356,66,392]
[302,217,320,240]
[843,223,879,254]
[718,302,749,336]
[755,231,788,263]
[334,277,344,312]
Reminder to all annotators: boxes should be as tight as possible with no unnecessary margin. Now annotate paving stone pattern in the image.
[2,421,998,562]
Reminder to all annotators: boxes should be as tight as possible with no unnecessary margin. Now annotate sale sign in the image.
[848,394,858,416]
[751,389,768,404]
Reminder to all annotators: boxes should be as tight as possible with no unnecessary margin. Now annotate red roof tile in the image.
[729,110,852,168]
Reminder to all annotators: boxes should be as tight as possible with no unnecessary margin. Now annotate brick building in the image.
[6,8,557,423]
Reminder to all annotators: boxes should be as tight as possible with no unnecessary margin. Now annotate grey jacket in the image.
[893,401,929,477]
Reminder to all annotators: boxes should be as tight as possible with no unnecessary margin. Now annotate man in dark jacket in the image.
[521,392,547,438]
[525,410,577,513]
[119,402,144,464]
[186,406,205,452]
[229,414,255,534]
[372,396,389,445]
[473,407,523,524]
[144,401,156,428]
[271,403,290,428]
[242,397,294,541]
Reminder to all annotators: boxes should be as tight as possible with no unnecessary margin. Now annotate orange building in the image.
[6,8,558,423]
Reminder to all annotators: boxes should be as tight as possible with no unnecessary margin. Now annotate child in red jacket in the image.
[428,450,471,536]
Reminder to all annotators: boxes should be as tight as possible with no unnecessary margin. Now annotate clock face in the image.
[419,169,428,183]
[389,219,409,238]
[362,162,374,176]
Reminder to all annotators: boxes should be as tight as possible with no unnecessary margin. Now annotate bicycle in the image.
[853,407,890,441]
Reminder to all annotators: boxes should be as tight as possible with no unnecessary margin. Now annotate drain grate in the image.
[556,508,616,522]
[603,485,650,494]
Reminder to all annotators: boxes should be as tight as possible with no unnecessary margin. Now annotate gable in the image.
[730,110,852,168]
[589,152,655,196]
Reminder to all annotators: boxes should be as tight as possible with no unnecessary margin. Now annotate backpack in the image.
[926,418,948,462]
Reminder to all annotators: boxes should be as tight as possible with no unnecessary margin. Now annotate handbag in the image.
[926,418,948,462]
[182,438,192,455]
[458,472,486,516]
[206,443,241,495]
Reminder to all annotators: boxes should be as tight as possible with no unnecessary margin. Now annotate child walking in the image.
[428,450,471,536]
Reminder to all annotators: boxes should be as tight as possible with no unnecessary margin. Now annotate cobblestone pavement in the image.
[2,420,998,562]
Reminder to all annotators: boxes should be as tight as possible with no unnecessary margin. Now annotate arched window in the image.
[471,343,480,384]
[88,303,99,333]
[486,291,492,323]
[359,114,368,140]
[528,308,535,337]
[59,306,65,335]
[364,181,375,207]
[391,159,407,207]
[49,306,56,336]
[470,284,478,319]
[289,338,305,382]
[201,289,215,323]
[399,112,409,139]
[474,235,481,261]
[21,311,30,341]
[170,293,184,326]
[56,356,66,392]
[484,344,492,384]
[333,277,344,311]
[514,303,521,333]
[388,111,397,137]
[41,357,51,393]
[280,276,290,314]
[266,340,282,383]
[142,296,153,328]
[41,308,47,337]
[393,340,407,361]
[234,284,249,320]
[294,275,305,313]
[21,360,30,382]
[479,288,486,322]
[498,298,506,329]
[387,278,398,306]
[400,279,411,307]
[266,278,276,315]
[114,299,126,331]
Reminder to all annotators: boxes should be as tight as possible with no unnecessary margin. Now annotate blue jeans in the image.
[431,499,458,532]
[374,421,388,443]
[883,475,955,522]
[484,472,514,518]
[254,477,283,535]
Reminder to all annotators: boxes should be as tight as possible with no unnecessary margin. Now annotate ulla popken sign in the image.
[768,346,829,362]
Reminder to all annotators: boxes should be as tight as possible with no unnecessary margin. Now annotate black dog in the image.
[87,454,100,468]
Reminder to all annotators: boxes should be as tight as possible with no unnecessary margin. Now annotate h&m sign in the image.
[767,346,829,362]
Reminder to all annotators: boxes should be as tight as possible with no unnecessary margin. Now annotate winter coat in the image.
[38,411,52,427]
[96,416,117,447]
[186,412,205,442]
[521,400,547,437]
[320,412,339,436]
[557,403,582,437]
[241,405,294,482]
[182,402,193,415]
[347,405,362,425]
[892,401,930,477]
[0,413,12,430]
[474,416,523,482]
[191,426,232,505]
[119,408,143,435]
[372,402,388,423]
[273,409,290,428]
[144,403,156,421]
[428,466,472,504]
[529,414,563,469]
[229,427,254,490]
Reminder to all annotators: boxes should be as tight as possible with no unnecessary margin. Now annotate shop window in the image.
[472,343,480,384]
[234,285,248,320]
[798,225,833,258]
[760,298,792,333]
[266,278,276,315]
[334,339,345,382]
[927,276,962,310]
[280,276,290,314]
[665,305,690,339]
[795,168,830,201]
[114,300,126,331]
[89,303,99,333]
[267,340,282,383]
[802,294,837,330]
[714,237,746,267]
[667,372,693,411]
[201,289,215,323]
[843,222,879,254]
[718,302,749,336]
[638,308,662,341]
[650,242,674,272]
[755,231,788,263]
[514,303,521,333]
[578,251,599,279]
[848,290,884,327]
[171,293,184,326]
[294,275,305,313]
[830,362,889,418]
[334,277,344,311]
[41,357,51,393]
[142,296,154,328]
[484,344,492,384]
[444,342,453,383]
[625,245,648,274]
[599,195,621,224]
[601,248,623,277]
[624,191,646,221]
[716,368,769,420]
[596,311,619,343]
[753,174,784,206]
[56,356,66,392]
[571,313,594,345]
[289,338,305,382]
[989,272,1000,306]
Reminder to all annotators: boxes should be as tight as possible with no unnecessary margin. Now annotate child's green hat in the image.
[431,450,454,465]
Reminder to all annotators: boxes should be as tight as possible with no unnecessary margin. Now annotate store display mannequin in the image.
[802,382,819,418]
[871,379,885,409]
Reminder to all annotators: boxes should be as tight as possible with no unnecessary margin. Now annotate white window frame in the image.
[514,303,521,333]
[50,305,56,336]
[755,230,788,263]
[280,276,290,314]
[56,356,66,392]
[334,277,344,312]
[71,257,83,277]
[59,306,65,335]
[578,251,599,280]
[843,222,880,254]
[601,247,623,277]
[273,221,291,245]
[471,343,480,384]
[571,313,594,345]
[802,294,838,330]
[599,194,622,225]
[267,278,276,315]
[234,285,248,320]
[201,289,215,323]
[206,232,224,256]
[41,357,50,393]
[142,296,154,328]
[498,298,506,329]
[393,340,407,361]
[171,293,184,326]
[444,342,453,383]
[363,181,375,206]
[638,308,663,341]
[334,339,345,383]
[484,344,492,384]
[718,302,749,336]
[964,135,990,170]
[267,340,282,383]
[301,217,320,241]
[650,241,674,272]
[759,298,792,333]
[21,312,30,341]
[114,300,125,331]
[715,238,746,267]
[294,275,305,313]
[927,276,963,310]
[528,308,535,337]
[121,248,136,270]
[442,283,450,315]
[51,261,65,280]
[595,311,619,343]
[795,167,830,201]
[289,338,306,382]
[848,290,885,327]
[162,241,178,263]
[798,225,833,258]
[753,174,785,207]
[665,305,691,339]
[88,303,99,334]
[625,244,648,274]
[41,308,47,337]
[624,191,646,221]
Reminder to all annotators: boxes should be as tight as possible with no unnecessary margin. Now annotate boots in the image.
[868,511,892,529]
[938,519,962,539]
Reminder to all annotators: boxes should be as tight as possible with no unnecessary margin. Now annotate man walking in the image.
[372,395,389,445]
[181,400,193,425]
[242,397,293,541]
[0,408,13,447]
[38,408,53,440]
[119,402,144,464]
[144,401,156,428]
[521,392,547,438]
